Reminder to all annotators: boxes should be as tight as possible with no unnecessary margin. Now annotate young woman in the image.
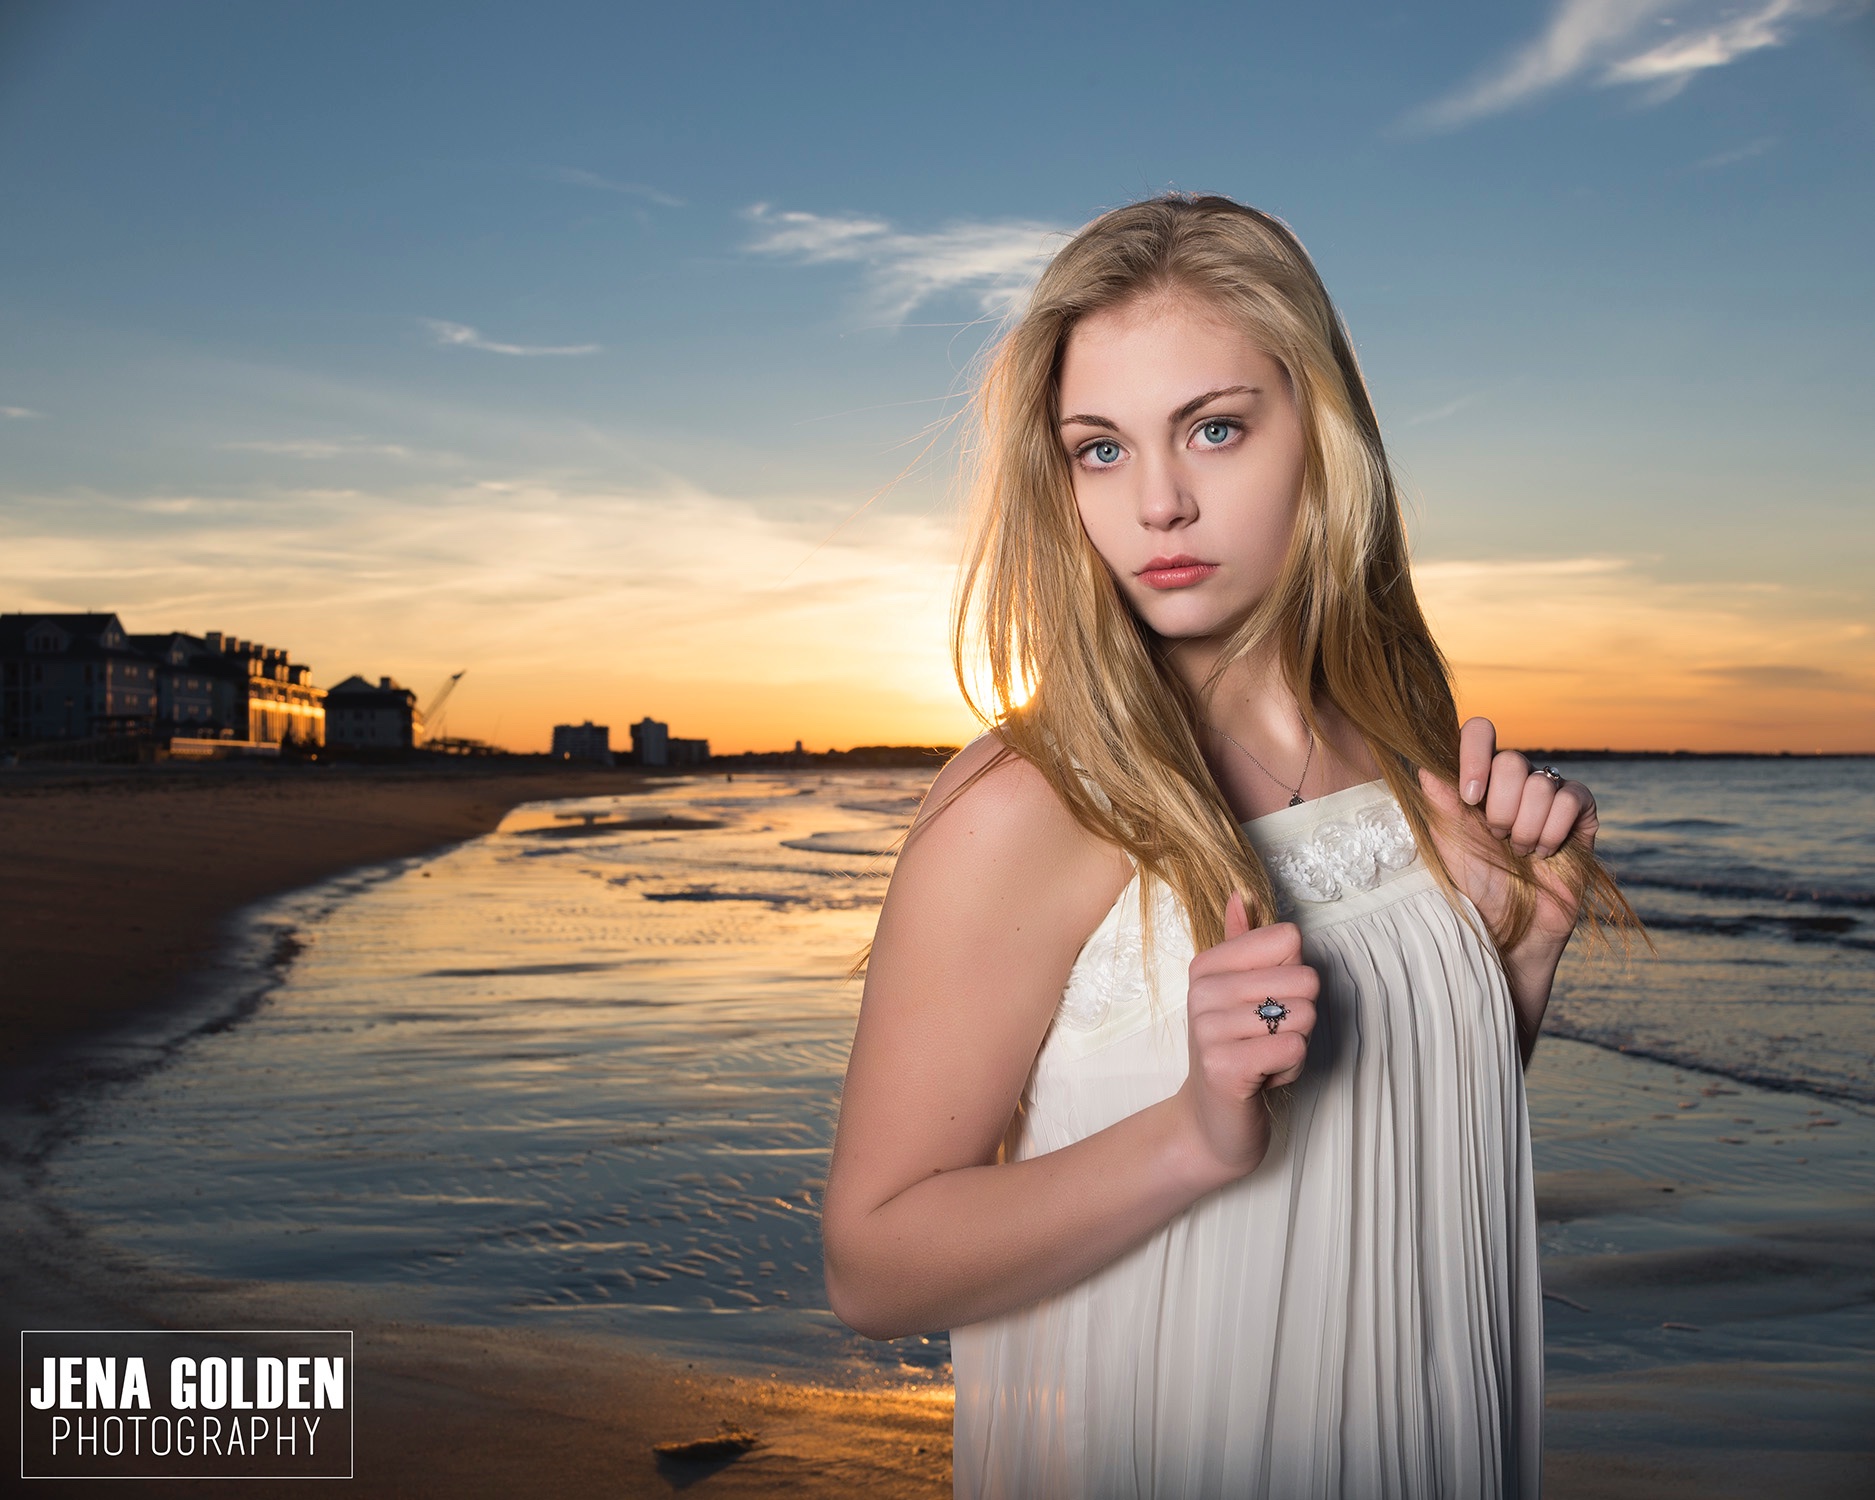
[821,195,1630,1498]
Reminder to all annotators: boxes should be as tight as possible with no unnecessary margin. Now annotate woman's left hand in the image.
[1416,716,1598,968]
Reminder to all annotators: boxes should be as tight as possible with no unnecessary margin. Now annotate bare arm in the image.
[821,738,1318,1340]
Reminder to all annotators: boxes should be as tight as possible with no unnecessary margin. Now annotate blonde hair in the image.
[952,193,1633,952]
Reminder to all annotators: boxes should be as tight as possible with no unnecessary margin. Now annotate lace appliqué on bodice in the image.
[1262,802,1419,912]
[1056,880,1183,1033]
[1052,790,1423,1035]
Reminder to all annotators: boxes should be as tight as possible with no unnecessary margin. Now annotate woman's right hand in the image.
[1177,892,1319,1184]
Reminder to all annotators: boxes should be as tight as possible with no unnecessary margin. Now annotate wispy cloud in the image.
[1407,0,1847,132]
[743,204,1070,324]
[1397,392,1483,429]
[1696,134,1779,168]
[1603,0,1816,93]
[2,405,45,420]
[1695,661,1857,690]
[542,166,685,208]
[422,319,601,357]
[221,438,423,460]
[0,478,967,751]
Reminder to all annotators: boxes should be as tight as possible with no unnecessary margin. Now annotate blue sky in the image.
[2,0,1871,750]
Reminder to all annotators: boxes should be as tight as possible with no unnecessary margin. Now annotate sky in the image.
[1,0,1871,753]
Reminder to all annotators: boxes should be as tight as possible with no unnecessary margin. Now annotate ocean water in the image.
[38,773,928,1382]
[26,758,1875,1385]
[1543,755,1875,1104]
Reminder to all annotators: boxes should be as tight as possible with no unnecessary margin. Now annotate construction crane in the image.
[421,671,466,744]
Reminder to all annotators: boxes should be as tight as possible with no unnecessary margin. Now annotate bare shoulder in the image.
[863,731,1132,1014]
[900,731,1128,912]
[826,732,1132,1252]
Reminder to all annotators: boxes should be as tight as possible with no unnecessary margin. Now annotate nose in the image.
[1135,450,1197,532]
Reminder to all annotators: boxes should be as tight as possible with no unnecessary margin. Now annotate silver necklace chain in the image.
[1210,720,1315,807]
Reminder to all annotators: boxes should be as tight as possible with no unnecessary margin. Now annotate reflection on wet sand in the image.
[36,771,937,1383]
[11,759,1874,1493]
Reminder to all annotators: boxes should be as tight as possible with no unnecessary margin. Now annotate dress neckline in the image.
[1238,777,1391,833]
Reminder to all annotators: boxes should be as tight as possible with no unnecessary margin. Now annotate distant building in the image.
[551,720,612,764]
[631,717,669,767]
[0,615,324,748]
[623,717,707,767]
[325,675,421,750]
[129,633,223,736]
[0,613,159,742]
[199,632,325,746]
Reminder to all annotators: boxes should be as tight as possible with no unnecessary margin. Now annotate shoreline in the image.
[0,761,655,1079]
[0,1189,953,1498]
[3,770,1870,1495]
[0,764,955,1497]
[1540,1023,1875,1109]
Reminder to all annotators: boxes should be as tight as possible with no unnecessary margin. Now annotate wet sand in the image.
[1,768,1869,1495]
[0,1209,951,1498]
[0,762,950,1497]
[0,762,647,1068]
[1525,1038,1875,1496]
[8,1033,1865,1498]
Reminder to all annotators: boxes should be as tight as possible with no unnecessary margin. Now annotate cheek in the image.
[1072,489,1128,574]
[1221,452,1304,558]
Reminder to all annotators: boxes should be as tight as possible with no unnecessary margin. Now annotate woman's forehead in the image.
[1058,297,1280,415]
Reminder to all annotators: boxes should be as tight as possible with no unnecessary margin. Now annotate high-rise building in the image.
[552,720,613,764]
[630,717,669,767]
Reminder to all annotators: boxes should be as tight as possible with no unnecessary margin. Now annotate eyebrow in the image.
[1058,384,1261,431]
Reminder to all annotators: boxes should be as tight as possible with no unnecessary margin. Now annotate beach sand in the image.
[2,766,1869,1496]
[0,762,646,1067]
[0,1240,951,1497]
[0,762,950,1497]
[1526,1037,1874,1497]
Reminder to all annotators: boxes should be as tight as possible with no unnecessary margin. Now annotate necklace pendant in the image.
[1288,792,1304,807]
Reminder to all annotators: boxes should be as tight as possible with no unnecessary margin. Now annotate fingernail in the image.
[1463,779,1483,803]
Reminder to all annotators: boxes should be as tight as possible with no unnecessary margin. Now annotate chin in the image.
[1131,602,1239,641]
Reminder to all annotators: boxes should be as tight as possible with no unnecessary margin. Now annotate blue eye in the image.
[1197,420,1234,446]
[1086,440,1122,466]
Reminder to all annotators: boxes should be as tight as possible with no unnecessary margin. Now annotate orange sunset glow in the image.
[6,486,1869,756]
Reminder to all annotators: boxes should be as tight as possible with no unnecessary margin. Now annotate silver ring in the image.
[1257,998,1288,1034]
[1535,766,1565,787]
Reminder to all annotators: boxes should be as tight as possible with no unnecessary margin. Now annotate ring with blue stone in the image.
[1257,998,1288,1034]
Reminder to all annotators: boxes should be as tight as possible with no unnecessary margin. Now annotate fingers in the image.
[1224,889,1250,941]
[1534,780,1597,859]
[1482,748,1531,837]
[1477,755,1599,859]
[1197,1032,1310,1099]
[1190,918,1303,979]
[1192,1027,1312,1095]
[1458,717,1497,805]
[1506,769,1554,855]
[1188,967,1320,1019]
[1190,994,1318,1048]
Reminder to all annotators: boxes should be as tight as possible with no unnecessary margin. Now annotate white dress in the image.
[950,780,1543,1499]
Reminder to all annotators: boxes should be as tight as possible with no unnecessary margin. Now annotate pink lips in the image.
[1137,555,1219,590]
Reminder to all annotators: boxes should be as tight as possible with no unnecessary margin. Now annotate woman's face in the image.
[1057,291,1306,643]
